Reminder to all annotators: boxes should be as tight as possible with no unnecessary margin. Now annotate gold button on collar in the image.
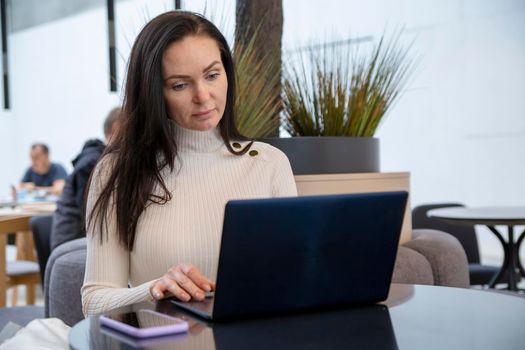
[249,150,259,157]
[232,142,242,149]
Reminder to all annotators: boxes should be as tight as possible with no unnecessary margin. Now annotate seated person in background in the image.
[31,108,122,287]
[20,143,67,196]
[50,107,121,250]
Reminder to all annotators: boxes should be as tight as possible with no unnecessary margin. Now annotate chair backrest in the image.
[44,237,87,326]
[412,203,480,264]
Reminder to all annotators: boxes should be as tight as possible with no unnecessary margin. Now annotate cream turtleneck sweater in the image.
[81,125,297,316]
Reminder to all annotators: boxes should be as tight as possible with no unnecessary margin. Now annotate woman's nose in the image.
[192,83,211,103]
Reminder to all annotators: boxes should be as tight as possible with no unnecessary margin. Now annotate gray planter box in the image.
[261,137,380,175]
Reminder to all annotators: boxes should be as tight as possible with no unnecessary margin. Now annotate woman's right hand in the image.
[150,263,216,302]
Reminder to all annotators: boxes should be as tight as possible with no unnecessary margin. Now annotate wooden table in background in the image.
[0,202,56,307]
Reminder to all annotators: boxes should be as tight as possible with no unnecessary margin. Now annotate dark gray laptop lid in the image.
[174,191,408,321]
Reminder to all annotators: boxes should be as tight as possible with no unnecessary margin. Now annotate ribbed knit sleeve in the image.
[270,147,298,197]
[81,156,156,316]
[80,127,298,317]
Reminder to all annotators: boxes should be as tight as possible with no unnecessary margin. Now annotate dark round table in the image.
[428,206,525,290]
[69,284,525,350]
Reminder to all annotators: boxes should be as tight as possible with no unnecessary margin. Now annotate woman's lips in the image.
[192,108,214,117]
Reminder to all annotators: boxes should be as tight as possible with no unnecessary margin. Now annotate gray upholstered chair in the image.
[44,238,86,326]
[412,203,499,286]
[392,229,469,287]
[43,228,469,326]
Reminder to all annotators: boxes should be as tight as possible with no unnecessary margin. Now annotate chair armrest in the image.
[403,229,470,288]
[392,245,434,285]
[44,238,87,326]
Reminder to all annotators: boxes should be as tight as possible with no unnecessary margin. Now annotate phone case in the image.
[100,325,188,347]
[99,309,189,337]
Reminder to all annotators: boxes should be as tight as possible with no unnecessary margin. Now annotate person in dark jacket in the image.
[49,139,105,249]
[51,107,121,250]
[32,107,121,284]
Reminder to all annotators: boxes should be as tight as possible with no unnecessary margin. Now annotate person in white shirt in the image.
[81,11,297,316]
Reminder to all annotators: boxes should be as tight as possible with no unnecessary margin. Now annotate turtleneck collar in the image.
[173,122,224,153]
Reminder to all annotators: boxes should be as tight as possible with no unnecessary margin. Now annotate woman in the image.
[81,11,297,316]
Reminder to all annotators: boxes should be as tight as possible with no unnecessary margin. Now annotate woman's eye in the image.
[206,73,220,81]
[172,83,187,91]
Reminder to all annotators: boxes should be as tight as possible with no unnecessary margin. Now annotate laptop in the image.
[171,191,408,321]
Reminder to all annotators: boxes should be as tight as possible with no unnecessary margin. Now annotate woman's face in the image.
[162,35,228,131]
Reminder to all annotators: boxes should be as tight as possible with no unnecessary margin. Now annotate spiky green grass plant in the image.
[283,32,416,137]
[233,29,282,138]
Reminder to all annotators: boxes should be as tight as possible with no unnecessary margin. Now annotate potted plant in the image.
[233,29,281,138]
[264,32,416,174]
[232,30,416,243]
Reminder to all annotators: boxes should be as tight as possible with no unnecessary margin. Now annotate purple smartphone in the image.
[99,309,189,338]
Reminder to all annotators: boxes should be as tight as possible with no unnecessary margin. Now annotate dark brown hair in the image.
[88,11,250,251]
[31,143,49,155]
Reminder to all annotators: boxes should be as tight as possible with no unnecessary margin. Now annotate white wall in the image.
[0,110,15,201]
[0,0,233,192]
[283,0,525,263]
[0,5,122,191]
[0,0,523,262]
